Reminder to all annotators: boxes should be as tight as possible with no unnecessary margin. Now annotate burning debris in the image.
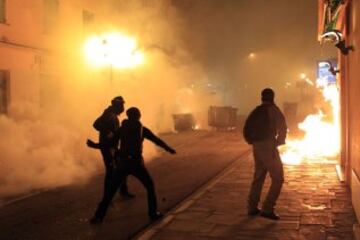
[280,82,340,165]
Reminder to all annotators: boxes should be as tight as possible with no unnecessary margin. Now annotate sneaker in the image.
[149,211,164,221]
[247,208,260,216]
[260,211,280,220]
[89,216,103,225]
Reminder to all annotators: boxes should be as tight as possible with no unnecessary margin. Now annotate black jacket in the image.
[118,119,173,161]
[93,106,120,149]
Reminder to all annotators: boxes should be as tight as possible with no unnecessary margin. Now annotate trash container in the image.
[208,106,238,130]
[172,113,195,131]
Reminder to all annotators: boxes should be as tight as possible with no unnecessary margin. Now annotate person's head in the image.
[261,88,275,103]
[111,96,125,115]
[126,107,141,121]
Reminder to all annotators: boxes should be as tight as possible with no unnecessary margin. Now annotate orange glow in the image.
[280,84,340,165]
[84,32,144,69]
[249,53,256,59]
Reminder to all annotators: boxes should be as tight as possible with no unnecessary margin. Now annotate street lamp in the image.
[84,32,144,85]
[248,52,256,60]
[299,73,314,86]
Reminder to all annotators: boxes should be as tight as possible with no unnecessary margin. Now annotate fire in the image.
[84,32,144,69]
[280,83,340,165]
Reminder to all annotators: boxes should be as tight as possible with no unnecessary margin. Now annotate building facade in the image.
[0,0,45,116]
[0,0,99,117]
[319,0,360,235]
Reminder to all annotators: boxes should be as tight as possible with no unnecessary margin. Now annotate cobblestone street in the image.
[140,153,357,240]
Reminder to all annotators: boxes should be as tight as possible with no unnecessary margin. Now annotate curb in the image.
[132,149,251,240]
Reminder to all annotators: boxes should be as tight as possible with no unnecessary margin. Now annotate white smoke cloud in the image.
[0,0,221,198]
[0,114,100,197]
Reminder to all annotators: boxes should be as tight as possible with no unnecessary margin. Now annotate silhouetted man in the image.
[243,88,287,220]
[89,96,134,199]
[90,107,176,224]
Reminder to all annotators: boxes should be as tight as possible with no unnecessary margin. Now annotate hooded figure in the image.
[90,107,176,224]
[88,96,134,200]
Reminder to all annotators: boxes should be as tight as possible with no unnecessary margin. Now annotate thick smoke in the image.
[0,0,221,198]
[0,115,97,196]
[172,0,337,114]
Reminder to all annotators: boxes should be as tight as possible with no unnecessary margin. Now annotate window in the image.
[0,70,9,114]
[0,0,6,23]
[83,10,95,27]
[43,0,59,34]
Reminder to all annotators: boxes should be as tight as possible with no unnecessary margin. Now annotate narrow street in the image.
[0,131,249,240]
[141,152,356,240]
[1,1,360,239]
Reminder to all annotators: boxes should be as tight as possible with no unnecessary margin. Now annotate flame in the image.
[84,32,144,69]
[280,84,340,165]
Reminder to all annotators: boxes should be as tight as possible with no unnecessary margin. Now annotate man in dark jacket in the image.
[244,88,287,220]
[89,96,134,199]
[90,107,176,224]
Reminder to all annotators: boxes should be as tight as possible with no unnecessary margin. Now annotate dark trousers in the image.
[100,148,129,195]
[94,161,157,220]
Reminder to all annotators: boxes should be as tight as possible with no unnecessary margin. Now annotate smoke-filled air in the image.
[0,0,338,198]
[0,0,222,198]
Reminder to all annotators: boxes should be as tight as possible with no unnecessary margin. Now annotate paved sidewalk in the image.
[136,153,357,240]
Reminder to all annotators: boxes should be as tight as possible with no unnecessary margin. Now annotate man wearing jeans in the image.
[244,88,287,220]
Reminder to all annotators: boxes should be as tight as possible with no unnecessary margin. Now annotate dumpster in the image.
[172,113,195,131]
[208,106,238,130]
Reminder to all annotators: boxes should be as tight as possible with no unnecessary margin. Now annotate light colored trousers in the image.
[248,141,284,213]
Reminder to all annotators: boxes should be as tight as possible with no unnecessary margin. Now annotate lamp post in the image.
[84,32,144,88]
[101,38,113,86]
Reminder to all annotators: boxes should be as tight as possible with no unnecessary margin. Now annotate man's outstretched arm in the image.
[86,139,101,149]
[143,127,176,154]
[87,127,122,150]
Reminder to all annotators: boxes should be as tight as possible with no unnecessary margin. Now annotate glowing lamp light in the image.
[300,73,307,79]
[84,32,144,69]
[305,78,314,86]
[249,53,256,59]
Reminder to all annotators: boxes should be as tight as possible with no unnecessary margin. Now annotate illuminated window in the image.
[0,0,6,23]
[0,70,9,114]
[83,10,94,26]
[43,0,59,34]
